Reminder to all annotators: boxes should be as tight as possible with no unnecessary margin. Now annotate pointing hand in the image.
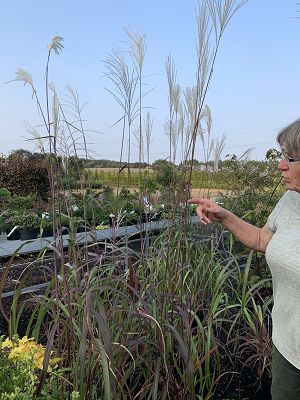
[188,198,228,225]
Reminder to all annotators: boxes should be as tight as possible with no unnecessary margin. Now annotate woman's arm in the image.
[188,198,273,252]
[219,210,273,252]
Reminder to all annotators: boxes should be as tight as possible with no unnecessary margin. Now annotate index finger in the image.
[188,198,212,206]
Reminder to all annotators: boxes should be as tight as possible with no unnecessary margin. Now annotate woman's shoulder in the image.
[282,190,300,204]
[267,191,289,231]
[272,190,300,219]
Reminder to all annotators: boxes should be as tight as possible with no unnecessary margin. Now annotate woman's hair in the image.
[277,118,300,157]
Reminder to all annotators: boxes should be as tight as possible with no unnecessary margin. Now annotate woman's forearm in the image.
[188,197,269,251]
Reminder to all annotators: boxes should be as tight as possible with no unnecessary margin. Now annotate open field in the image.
[108,187,230,203]
[87,167,154,174]
[189,187,228,198]
[85,167,235,190]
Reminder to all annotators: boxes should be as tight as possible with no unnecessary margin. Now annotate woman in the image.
[189,118,300,400]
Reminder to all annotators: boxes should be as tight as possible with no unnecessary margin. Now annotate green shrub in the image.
[7,195,36,211]
[11,212,40,230]
[0,188,11,206]
[139,176,158,194]
[0,155,50,200]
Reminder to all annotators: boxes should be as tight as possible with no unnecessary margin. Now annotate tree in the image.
[8,148,33,160]
[265,148,281,163]
[0,154,50,200]
[152,159,177,188]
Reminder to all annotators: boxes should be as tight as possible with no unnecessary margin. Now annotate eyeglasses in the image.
[281,153,300,163]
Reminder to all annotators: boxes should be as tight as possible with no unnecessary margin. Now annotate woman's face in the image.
[278,155,300,192]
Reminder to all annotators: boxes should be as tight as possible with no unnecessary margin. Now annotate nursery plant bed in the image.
[0,216,272,399]
[0,256,54,294]
[0,217,201,257]
[0,231,273,399]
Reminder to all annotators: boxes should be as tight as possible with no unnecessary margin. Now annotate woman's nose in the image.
[278,158,289,171]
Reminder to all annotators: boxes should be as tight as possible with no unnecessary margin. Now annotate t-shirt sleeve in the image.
[267,194,286,233]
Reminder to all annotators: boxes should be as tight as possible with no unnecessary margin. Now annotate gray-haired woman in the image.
[189,118,300,400]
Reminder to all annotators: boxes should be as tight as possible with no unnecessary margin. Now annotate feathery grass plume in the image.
[176,103,185,162]
[48,35,64,55]
[182,86,197,160]
[124,26,146,75]
[181,86,211,166]
[14,68,33,87]
[239,146,254,161]
[24,122,46,154]
[199,104,214,163]
[102,45,145,267]
[144,111,153,166]
[45,35,64,139]
[165,55,179,111]
[103,48,139,139]
[176,101,187,163]
[213,133,226,171]
[133,127,144,162]
[165,55,182,163]
[183,0,248,185]
[164,108,184,164]
[195,1,211,101]
[103,47,139,196]
[103,49,138,125]
[10,68,44,115]
[63,84,91,161]
[124,26,150,218]
[207,0,249,36]
[49,83,60,153]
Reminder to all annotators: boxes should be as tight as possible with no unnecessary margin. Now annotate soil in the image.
[213,364,271,400]
[0,255,53,293]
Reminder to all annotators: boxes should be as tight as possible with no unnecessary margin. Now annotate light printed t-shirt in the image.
[266,190,300,370]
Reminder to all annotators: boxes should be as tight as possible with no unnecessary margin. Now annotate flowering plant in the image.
[0,335,60,399]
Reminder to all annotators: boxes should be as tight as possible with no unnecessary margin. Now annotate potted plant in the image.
[11,212,40,240]
[40,216,53,238]
[58,214,70,235]
[0,213,9,239]
[2,211,21,240]
[72,216,88,233]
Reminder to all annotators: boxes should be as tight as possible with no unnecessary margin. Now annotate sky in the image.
[1,1,300,163]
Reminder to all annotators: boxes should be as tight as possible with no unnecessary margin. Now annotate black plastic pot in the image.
[141,212,148,223]
[108,216,115,226]
[41,229,53,238]
[7,228,21,241]
[20,229,38,241]
[150,212,162,222]
[77,226,91,233]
